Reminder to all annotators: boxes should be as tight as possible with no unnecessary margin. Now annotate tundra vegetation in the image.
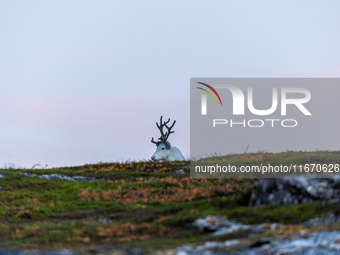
[0,150,339,254]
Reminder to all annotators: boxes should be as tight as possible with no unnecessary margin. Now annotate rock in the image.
[176,241,241,255]
[153,250,177,255]
[241,231,340,255]
[173,169,186,174]
[20,173,96,182]
[20,249,82,255]
[0,247,145,255]
[0,247,24,255]
[175,231,340,255]
[97,217,112,223]
[193,215,262,236]
[249,177,340,206]
[303,213,340,227]
[89,247,145,255]
[270,223,282,230]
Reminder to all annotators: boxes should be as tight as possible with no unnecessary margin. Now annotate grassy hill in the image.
[0,150,339,253]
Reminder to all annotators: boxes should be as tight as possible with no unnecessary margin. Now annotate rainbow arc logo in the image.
[196,82,222,106]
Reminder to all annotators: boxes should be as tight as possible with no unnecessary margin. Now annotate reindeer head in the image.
[151,116,176,161]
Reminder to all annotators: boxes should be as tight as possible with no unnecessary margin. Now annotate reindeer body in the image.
[151,116,185,161]
[151,142,185,161]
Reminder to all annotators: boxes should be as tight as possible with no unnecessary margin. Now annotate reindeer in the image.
[151,116,185,161]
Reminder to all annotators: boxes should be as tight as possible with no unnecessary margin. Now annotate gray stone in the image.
[249,177,340,206]
[193,215,262,236]
[0,247,24,255]
[20,173,96,182]
[176,231,340,255]
[173,169,186,174]
[89,247,145,255]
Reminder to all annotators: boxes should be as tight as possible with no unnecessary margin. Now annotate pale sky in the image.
[1,1,340,168]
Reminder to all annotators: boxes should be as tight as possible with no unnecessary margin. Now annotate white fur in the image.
[151,142,185,161]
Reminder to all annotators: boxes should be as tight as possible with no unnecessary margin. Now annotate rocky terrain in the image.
[0,151,339,254]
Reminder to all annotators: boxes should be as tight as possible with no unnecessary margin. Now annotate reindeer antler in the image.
[151,116,176,145]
